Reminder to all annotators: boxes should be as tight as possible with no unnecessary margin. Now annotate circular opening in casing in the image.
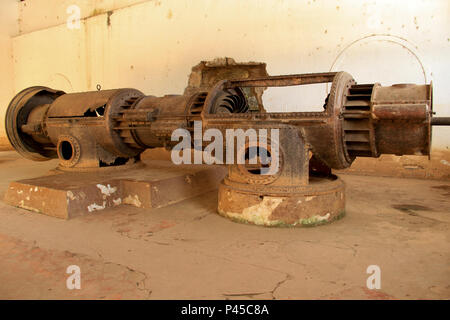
[59,140,74,161]
[56,135,81,168]
[243,146,272,175]
[236,139,283,184]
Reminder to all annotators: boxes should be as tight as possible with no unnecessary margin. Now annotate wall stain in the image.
[107,11,113,26]
[91,8,103,17]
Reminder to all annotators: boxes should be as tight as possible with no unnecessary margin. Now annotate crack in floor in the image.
[101,261,152,299]
[222,273,293,300]
[270,273,293,299]
[126,266,152,299]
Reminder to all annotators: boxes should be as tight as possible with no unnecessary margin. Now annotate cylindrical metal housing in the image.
[370,83,432,156]
[4,72,441,170]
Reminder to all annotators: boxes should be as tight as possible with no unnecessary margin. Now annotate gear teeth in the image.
[343,84,374,157]
[188,92,208,115]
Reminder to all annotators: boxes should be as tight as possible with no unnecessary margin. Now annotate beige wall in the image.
[0,0,19,136]
[1,0,449,150]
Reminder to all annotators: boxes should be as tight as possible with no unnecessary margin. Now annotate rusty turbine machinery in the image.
[5,72,449,226]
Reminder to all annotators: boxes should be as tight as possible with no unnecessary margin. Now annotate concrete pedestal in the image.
[217,175,346,227]
[4,160,226,219]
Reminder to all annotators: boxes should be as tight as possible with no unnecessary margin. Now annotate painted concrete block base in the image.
[4,160,226,219]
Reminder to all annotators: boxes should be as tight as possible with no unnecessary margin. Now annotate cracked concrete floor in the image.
[0,151,449,299]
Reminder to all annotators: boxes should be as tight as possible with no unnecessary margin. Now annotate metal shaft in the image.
[431,117,450,126]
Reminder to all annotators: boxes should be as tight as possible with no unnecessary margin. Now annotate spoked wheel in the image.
[5,86,65,161]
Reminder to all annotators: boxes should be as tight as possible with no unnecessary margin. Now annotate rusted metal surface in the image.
[223,72,337,88]
[4,59,447,226]
[370,83,433,156]
[5,86,64,161]
[431,117,450,126]
[6,71,435,169]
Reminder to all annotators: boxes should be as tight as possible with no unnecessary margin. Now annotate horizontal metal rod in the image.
[431,117,450,126]
[225,72,338,88]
